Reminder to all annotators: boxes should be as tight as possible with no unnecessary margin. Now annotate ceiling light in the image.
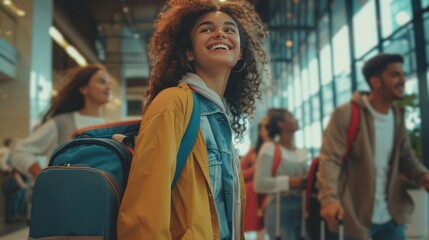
[49,26,87,66]
[66,46,87,66]
[123,6,129,13]
[16,10,25,16]
[3,0,26,17]
[218,0,227,2]
[285,40,293,47]
[49,27,67,48]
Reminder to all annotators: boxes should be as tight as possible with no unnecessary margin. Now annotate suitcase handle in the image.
[321,218,344,240]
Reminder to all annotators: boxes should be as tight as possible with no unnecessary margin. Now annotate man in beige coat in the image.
[318,53,429,239]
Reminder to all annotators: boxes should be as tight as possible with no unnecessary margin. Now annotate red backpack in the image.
[305,102,360,239]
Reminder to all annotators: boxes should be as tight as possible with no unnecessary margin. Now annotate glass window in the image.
[311,96,321,121]
[288,79,295,111]
[300,43,310,102]
[296,107,303,127]
[353,0,377,58]
[319,0,328,15]
[319,14,332,85]
[311,121,322,149]
[332,0,351,105]
[332,25,352,105]
[308,0,315,26]
[355,60,370,91]
[333,26,351,76]
[296,130,305,149]
[302,68,310,101]
[423,0,429,8]
[356,49,379,91]
[320,45,333,85]
[294,61,302,108]
[293,31,300,55]
[332,0,346,35]
[304,125,312,149]
[309,58,320,95]
[322,115,331,129]
[336,74,352,105]
[424,12,429,65]
[380,0,412,38]
[304,101,311,125]
[322,83,334,118]
[308,32,320,96]
[300,1,306,27]
[383,25,416,74]
[295,108,304,146]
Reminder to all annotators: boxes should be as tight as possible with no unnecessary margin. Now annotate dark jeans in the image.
[369,220,405,240]
[264,195,305,240]
[340,219,405,240]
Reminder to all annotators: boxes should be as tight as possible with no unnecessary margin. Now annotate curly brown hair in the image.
[146,0,268,137]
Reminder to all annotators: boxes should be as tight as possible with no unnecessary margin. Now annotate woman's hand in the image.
[289,176,306,189]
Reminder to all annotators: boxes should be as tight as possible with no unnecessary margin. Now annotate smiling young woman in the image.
[117,0,268,239]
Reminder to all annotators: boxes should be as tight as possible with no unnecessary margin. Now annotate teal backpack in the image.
[29,93,201,240]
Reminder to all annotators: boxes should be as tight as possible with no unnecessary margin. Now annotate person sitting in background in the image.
[254,108,309,240]
[12,64,112,178]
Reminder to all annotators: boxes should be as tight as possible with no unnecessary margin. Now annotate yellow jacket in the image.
[117,83,246,239]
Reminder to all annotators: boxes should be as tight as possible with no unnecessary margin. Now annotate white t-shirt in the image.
[0,147,12,172]
[363,95,394,224]
[12,111,106,177]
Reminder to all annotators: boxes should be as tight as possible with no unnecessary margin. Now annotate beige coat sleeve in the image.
[317,105,351,207]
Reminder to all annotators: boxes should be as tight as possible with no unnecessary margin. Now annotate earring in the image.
[186,61,195,72]
[232,59,246,73]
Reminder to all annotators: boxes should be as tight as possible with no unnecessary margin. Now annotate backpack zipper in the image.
[49,139,132,187]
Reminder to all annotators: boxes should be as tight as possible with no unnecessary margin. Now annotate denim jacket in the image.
[199,94,234,240]
[181,72,242,240]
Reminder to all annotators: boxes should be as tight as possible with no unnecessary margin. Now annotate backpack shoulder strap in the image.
[258,143,282,213]
[172,92,201,187]
[342,101,360,164]
[271,143,282,176]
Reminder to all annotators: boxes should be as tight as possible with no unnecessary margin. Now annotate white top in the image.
[254,142,308,203]
[363,95,394,224]
[11,111,106,177]
[0,146,12,172]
